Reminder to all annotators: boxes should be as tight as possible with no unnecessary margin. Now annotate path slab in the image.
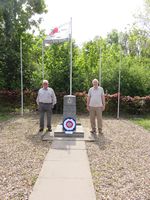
[29,178,96,200]
[29,140,96,200]
[38,160,90,179]
[51,140,86,150]
[45,149,87,161]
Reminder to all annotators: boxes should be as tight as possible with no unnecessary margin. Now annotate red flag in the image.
[49,27,58,35]
[44,22,71,44]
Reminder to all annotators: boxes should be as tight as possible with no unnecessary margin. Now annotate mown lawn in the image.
[0,104,18,122]
[0,113,12,122]
[131,116,150,131]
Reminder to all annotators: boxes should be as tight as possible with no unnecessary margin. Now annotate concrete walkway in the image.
[29,139,96,200]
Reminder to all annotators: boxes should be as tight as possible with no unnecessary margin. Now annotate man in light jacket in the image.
[36,80,57,132]
[87,79,105,135]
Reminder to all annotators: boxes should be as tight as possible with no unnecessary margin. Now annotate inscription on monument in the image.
[63,95,76,121]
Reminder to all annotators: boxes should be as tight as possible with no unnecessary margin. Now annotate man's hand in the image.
[36,104,39,111]
[102,105,105,111]
[87,105,90,111]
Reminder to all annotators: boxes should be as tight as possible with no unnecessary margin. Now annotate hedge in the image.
[0,90,150,114]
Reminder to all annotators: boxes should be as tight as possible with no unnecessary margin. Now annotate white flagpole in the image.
[20,38,23,116]
[99,45,102,85]
[70,17,72,95]
[117,48,121,119]
[42,40,44,80]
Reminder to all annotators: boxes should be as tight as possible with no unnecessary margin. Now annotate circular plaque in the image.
[63,117,76,132]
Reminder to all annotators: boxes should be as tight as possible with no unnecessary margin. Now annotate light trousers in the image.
[89,107,102,132]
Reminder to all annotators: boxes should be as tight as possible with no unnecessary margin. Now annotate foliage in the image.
[131,116,150,131]
[0,0,46,89]
[0,113,12,121]
[0,0,149,104]
[0,90,150,115]
[136,0,150,34]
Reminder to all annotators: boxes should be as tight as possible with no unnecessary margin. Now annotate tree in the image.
[0,0,47,89]
[136,0,150,34]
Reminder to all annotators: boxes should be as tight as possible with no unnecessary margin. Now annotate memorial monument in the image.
[42,18,84,138]
[54,95,84,137]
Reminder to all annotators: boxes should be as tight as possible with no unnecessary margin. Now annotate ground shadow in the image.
[86,134,112,151]
[25,130,52,148]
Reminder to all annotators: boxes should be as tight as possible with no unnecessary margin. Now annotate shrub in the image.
[0,90,149,114]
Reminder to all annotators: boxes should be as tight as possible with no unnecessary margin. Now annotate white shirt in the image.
[36,87,57,105]
[88,86,104,107]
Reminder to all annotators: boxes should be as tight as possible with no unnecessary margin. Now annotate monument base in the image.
[54,124,84,138]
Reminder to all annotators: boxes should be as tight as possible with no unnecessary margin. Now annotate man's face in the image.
[93,81,98,88]
[43,82,48,89]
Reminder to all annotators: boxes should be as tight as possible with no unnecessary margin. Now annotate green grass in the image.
[0,104,19,122]
[0,113,12,122]
[131,116,150,131]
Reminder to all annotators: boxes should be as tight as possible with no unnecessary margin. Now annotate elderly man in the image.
[36,80,57,132]
[87,79,105,135]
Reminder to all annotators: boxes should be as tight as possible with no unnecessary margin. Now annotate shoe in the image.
[39,128,43,132]
[47,128,52,132]
[90,130,96,134]
[98,131,103,135]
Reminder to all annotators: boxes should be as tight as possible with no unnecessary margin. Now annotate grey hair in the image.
[92,79,99,84]
[43,80,49,84]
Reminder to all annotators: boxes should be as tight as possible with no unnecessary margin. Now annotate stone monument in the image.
[63,95,76,121]
[54,95,84,137]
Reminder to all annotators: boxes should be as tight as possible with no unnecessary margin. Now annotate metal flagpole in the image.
[42,40,44,80]
[20,38,23,116]
[70,17,72,95]
[117,48,121,119]
[99,45,102,85]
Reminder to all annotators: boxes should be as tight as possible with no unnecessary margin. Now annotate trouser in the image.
[39,103,52,129]
[89,107,102,132]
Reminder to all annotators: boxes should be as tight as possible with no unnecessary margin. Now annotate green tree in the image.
[0,0,47,89]
[137,0,150,33]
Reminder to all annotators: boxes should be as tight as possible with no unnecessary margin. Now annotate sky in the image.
[40,0,144,45]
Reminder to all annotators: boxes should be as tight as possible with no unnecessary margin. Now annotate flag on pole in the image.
[44,22,71,44]
[49,27,59,36]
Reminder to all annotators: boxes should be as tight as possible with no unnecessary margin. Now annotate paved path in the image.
[29,139,96,200]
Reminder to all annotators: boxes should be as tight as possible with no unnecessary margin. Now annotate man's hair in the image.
[92,79,99,84]
[43,80,48,84]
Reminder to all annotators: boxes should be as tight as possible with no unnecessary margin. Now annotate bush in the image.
[0,90,149,115]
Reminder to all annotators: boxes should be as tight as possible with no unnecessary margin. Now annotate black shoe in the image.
[99,131,103,135]
[90,130,96,134]
[47,128,52,132]
[39,128,43,132]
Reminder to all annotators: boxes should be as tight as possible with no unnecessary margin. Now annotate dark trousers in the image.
[39,103,52,129]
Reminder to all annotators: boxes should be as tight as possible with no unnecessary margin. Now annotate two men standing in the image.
[87,79,105,135]
[36,80,57,132]
[36,78,105,135]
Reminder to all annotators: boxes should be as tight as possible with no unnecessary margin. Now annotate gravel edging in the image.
[1,115,150,200]
[84,118,150,200]
[0,114,52,200]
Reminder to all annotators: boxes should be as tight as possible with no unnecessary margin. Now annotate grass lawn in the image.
[0,104,18,122]
[0,113,13,122]
[131,116,150,131]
